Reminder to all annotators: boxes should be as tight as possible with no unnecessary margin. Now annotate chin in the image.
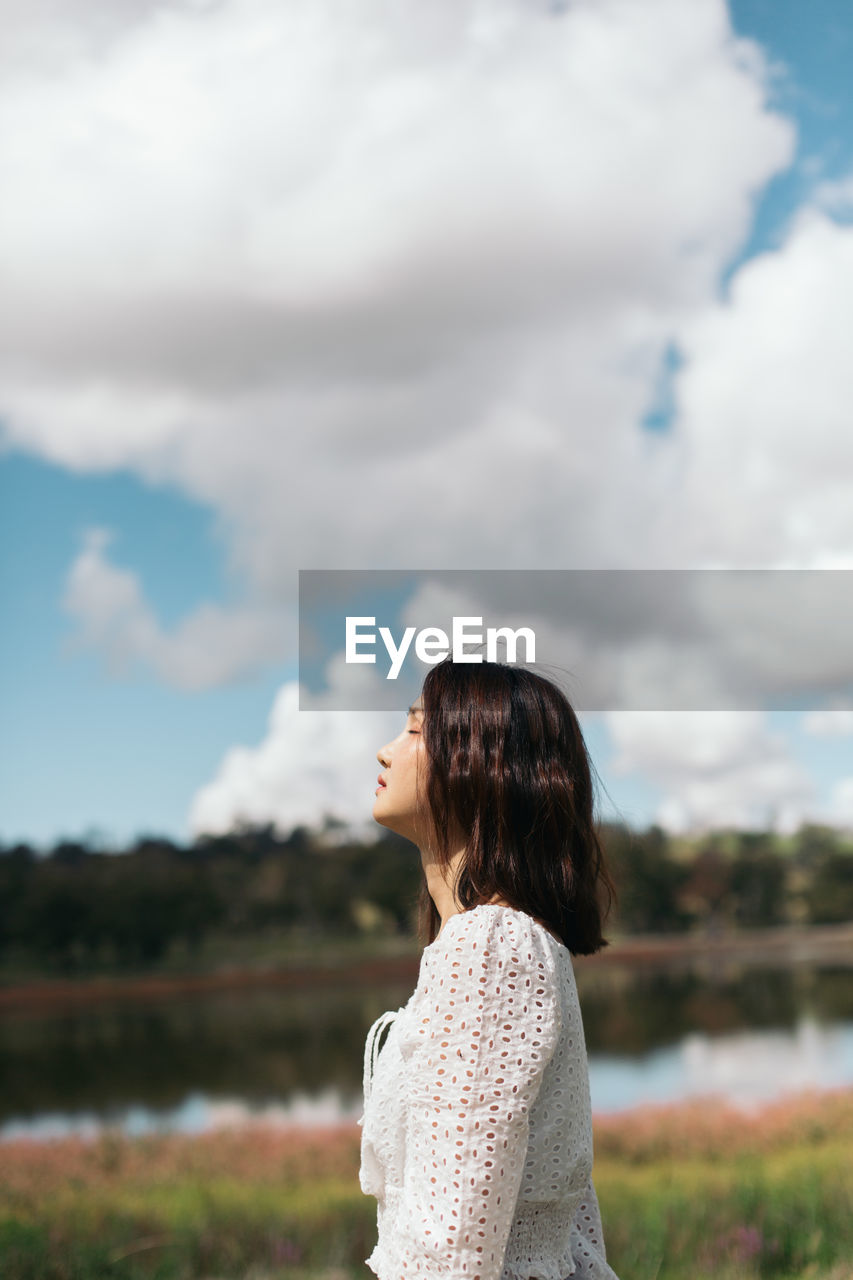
[373,805,403,838]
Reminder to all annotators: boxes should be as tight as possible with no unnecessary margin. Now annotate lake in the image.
[1,960,852,1141]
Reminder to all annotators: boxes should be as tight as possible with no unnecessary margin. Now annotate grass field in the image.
[1,1089,851,1279]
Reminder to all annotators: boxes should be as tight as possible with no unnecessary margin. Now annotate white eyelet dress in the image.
[358,902,619,1280]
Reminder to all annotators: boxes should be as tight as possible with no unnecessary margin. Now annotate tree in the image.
[730,832,787,927]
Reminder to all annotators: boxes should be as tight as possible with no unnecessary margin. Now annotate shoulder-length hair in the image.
[417,658,614,956]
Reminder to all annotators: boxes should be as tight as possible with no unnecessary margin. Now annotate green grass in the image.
[1,1094,852,1279]
[596,1140,853,1278]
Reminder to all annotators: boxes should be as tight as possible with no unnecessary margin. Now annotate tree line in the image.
[0,820,851,976]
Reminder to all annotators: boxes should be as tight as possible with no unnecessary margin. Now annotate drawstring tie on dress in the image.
[358,1008,400,1126]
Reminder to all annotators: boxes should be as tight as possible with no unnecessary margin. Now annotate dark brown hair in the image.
[416,659,614,955]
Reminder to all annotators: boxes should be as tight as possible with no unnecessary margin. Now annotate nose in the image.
[377,743,391,767]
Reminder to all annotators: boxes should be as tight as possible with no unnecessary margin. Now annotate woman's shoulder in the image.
[402,902,566,1062]
[424,902,565,965]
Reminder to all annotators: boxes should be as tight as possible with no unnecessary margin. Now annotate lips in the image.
[377,773,387,789]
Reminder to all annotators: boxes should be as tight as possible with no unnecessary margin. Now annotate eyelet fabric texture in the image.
[359,903,619,1279]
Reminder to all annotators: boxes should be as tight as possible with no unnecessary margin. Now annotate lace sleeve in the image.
[397,908,562,1280]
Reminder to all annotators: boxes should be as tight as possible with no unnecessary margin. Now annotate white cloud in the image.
[7,0,853,835]
[801,706,853,737]
[604,710,816,833]
[0,0,796,631]
[813,171,853,220]
[61,526,290,688]
[655,206,853,566]
[0,0,173,75]
[187,675,401,837]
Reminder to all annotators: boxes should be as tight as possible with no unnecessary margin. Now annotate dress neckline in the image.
[427,902,568,954]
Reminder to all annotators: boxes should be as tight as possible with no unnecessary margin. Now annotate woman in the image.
[358,659,620,1280]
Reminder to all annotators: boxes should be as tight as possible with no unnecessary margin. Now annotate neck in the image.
[419,842,514,938]
[420,844,466,933]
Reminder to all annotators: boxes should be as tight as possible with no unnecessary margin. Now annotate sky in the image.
[1,0,852,852]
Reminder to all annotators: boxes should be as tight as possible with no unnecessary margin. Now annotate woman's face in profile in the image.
[374,698,426,842]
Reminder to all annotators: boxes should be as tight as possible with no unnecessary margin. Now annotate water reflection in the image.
[589,1017,853,1112]
[0,1088,365,1142]
[1,965,852,1141]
